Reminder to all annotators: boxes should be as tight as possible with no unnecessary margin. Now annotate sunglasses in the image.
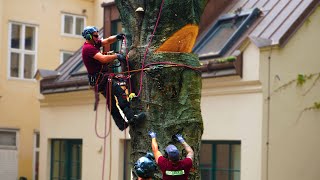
[92,34,99,38]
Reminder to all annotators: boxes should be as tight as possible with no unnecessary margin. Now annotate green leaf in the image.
[297,74,306,86]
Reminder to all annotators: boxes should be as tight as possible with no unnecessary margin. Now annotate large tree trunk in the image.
[115,1,207,179]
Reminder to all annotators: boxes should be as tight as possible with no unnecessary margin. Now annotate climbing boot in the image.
[127,112,146,125]
[123,107,146,125]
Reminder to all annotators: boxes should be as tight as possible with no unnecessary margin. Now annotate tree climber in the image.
[81,26,145,130]
[148,131,194,180]
[134,152,158,180]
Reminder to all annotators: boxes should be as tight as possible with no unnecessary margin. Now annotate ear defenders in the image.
[82,26,98,40]
[85,34,92,40]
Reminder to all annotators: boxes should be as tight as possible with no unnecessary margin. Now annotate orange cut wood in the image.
[156,24,199,53]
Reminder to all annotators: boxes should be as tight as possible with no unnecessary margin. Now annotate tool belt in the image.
[88,72,100,87]
[88,72,127,88]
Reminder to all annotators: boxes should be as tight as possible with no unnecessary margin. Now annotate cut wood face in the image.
[156,24,199,53]
[115,1,207,179]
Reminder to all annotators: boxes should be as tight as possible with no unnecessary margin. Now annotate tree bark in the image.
[115,1,207,179]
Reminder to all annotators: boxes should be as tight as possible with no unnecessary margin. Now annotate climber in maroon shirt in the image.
[81,26,145,130]
[148,131,194,180]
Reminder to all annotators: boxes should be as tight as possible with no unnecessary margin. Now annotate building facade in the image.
[0,0,104,179]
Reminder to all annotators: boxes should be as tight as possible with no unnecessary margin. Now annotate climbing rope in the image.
[92,72,114,180]
[136,0,166,97]
[92,0,203,179]
[94,73,113,139]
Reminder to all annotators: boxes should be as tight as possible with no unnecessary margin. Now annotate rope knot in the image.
[108,73,115,81]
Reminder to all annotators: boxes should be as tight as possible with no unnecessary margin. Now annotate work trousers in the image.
[88,73,133,130]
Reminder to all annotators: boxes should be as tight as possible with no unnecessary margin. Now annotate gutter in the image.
[40,79,88,94]
[40,54,243,94]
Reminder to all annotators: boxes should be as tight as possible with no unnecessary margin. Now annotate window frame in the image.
[0,129,19,150]
[50,139,82,180]
[60,50,74,64]
[61,13,86,37]
[123,140,133,180]
[8,21,38,80]
[200,141,241,180]
[193,8,260,58]
[32,131,40,180]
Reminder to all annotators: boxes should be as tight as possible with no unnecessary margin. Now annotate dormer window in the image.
[194,8,260,59]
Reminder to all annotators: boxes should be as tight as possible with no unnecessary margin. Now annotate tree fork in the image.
[116,0,207,179]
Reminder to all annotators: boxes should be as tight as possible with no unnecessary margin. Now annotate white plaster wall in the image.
[259,6,320,180]
[39,91,129,180]
[201,86,263,180]
[242,41,261,81]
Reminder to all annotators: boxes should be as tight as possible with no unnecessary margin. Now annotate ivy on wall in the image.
[272,72,320,120]
[297,73,320,96]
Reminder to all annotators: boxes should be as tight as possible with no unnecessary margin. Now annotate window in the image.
[0,129,18,150]
[51,139,82,180]
[33,132,40,180]
[62,13,85,37]
[0,129,18,179]
[69,61,87,76]
[9,22,37,79]
[60,51,73,64]
[200,141,241,180]
[193,8,260,58]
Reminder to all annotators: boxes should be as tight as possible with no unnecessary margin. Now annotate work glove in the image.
[116,53,126,64]
[145,152,155,160]
[175,134,185,143]
[129,93,136,101]
[148,131,156,138]
[116,33,125,40]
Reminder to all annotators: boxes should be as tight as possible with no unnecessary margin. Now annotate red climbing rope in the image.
[136,0,165,97]
[92,1,204,179]
[93,73,114,180]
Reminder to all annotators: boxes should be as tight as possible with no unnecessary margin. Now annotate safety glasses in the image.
[92,34,99,38]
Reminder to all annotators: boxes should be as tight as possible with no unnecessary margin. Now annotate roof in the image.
[245,0,319,46]
[34,69,60,79]
[39,0,320,94]
[195,0,320,56]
